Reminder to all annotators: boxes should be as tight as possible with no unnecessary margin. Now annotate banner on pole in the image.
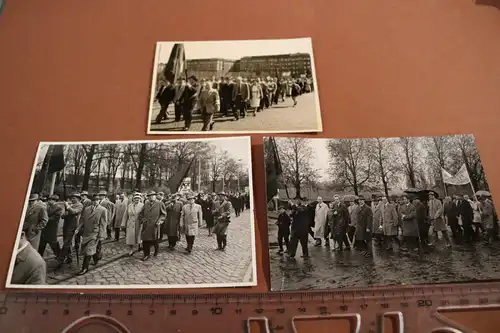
[442,164,471,186]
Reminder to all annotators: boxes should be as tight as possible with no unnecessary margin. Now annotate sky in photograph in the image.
[306,139,330,181]
[157,38,313,62]
[211,138,250,169]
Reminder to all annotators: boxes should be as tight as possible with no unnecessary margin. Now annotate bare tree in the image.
[209,149,228,192]
[81,144,97,191]
[373,138,401,197]
[398,137,420,188]
[449,134,487,191]
[275,138,318,199]
[426,136,451,191]
[327,139,373,195]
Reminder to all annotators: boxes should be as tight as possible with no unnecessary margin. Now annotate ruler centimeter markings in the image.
[1,284,500,332]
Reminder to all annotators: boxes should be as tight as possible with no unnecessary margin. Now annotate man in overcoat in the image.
[80,191,92,209]
[164,194,184,249]
[232,76,250,120]
[38,194,63,258]
[11,232,46,285]
[399,195,419,251]
[287,197,311,259]
[180,76,199,131]
[372,196,385,246]
[213,192,233,251]
[154,79,176,124]
[356,196,373,257]
[58,193,83,266]
[98,191,116,240]
[139,191,166,260]
[75,194,107,275]
[382,197,399,251]
[458,195,474,243]
[113,193,128,242]
[180,194,203,254]
[329,195,351,252]
[479,195,496,243]
[428,192,451,247]
[313,196,329,247]
[23,194,48,252]
[444,196,462,240]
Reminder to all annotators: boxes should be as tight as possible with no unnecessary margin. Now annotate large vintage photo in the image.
[7,137,256,289]
[147,38,322,134]
[265,135,500,291]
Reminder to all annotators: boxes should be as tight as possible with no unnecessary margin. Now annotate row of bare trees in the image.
[38,142,248,194]
[269,135,488,199]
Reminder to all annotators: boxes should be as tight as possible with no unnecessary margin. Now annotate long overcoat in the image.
[100,199,116,229]
[23,202,48,250]
[180,203,203,236]
[43,202,64,243]
[329,203,350,238]
[313,202,329,238]
[62,202,83,241]
[372,202,384,234]
[139,200,166,242]
[113,199,128,229]
[79,204,107,256]
[382,203,399,236]
[399,203,419,237]
[121,202,144,246]
[428,198,446,231]
[213,200,232,235]
[164,200,183,237]
[481,200,495,229]
[355,204,373,241]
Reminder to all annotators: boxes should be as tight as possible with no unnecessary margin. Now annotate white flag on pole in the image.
[441,164,471,186]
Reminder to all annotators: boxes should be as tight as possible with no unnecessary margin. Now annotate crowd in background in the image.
[275,192,498,260]
[154,75,314,131]
[13,189,251,285]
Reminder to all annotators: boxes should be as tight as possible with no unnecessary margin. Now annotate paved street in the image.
[268,213,500,291]
[43,209,254,286]
[149,92,320,132]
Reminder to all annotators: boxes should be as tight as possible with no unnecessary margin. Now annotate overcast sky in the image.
[156,38,313,62]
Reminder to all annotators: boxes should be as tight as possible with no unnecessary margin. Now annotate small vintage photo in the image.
[265,135,500,291]
[7,136,256,289]
[147,38,322,134]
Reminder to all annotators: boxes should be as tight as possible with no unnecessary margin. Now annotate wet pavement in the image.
[268,215,500,291]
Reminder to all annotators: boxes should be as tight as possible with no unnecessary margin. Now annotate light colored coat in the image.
[139,200,166,242]
[428,198,446,231]
[372,202,384,234]
[199,88,220,114]
[213,200,232,235]
[313,202,329,238]
[180,203,203,236]
[113,198,128,229]
[382,202,399,236]
[23,202,48,251]
[122,202,144,246]
[481,200,495,229]
[78,204,107,256]
[11,242,46,285]
[100,199,116,229]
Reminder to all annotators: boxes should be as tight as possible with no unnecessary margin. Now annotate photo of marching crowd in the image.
[265,135,500,291]
[148,38,322,134]
[7,137,256,288]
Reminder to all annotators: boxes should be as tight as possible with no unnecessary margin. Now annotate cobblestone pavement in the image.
[54,209,254,286]
[268,213,500,291]
[149,93,320,132]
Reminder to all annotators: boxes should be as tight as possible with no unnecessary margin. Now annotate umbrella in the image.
[404,188,421,194]
[475,190,491,197]
[163,43,187,84]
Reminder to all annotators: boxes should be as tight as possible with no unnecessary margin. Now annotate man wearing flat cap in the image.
[38,194,63,258]
[213,192,233,250]
[23,194,48,252]
[75,193,107,275]
[180,194,203,254]
[138,191,166,260]
[58,193,84,266]
[97,191,116,240]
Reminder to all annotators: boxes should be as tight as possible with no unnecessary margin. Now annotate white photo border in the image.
[6,136,258,290]
[146,37,323,135]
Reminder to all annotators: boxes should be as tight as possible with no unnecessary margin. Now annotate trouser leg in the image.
[143,241,151,257]
[299,234,309,257]
[153,240,159,256]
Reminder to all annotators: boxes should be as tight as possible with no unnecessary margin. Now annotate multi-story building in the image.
[239,53,312,78]
[185,58,236,79]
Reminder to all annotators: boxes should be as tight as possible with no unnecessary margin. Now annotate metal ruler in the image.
[1,282,500,333]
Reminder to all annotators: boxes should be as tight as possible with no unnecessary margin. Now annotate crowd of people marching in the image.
[154,75,314,131]
[13,189,250,285]
[275,192,498,260]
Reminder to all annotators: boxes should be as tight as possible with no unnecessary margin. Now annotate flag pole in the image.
[49,173,57,195]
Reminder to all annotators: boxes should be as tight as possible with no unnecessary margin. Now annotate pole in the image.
[49,173,57,195]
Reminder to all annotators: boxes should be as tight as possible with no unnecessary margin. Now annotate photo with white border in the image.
[147,38,323,134]
[7,136,257,289]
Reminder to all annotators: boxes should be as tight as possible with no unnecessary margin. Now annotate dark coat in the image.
[164,200,183,237]
[329,202,350,237]
[277,212,291,236]
[156,84,176,106]
[42,202,64,243]
[355,204,373,241]
[290,204,310,235]
[213,200,232,235]
[23,202,48,242]
[413,199,427,225]
[444,201,459,224]
[139,200,166,241]
[400,203,419,237]
[180,85,198,111]
[458,200,474,224]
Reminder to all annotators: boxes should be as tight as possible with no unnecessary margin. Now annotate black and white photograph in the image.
[265,134,500,291]
[147,38,322,134]
[7,137,257,289]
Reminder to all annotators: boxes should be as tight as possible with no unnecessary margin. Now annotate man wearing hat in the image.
[457,194,474,243]
[81,191,92,209]
[479,195,496,243]
[58,193,83,265]
[113,192,128,242]
[371,196,384,246]
[38,194,63,258]
[232,76,250,120]
[180,193,203,254]
[23,194,48,252]
[286,197,311,259]
[355,195,373,257]
[164,194,184,249]
[138,191,166,260]
[75,193,107,275]
[213,192,233,250]
[428,192,451,247]
[399,195,419,251]
[178,75,199,131]
[97,191,116,240]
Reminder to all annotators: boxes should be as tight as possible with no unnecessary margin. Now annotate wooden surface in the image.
[0,0,499,297]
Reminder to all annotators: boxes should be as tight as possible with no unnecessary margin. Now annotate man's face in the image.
[333,196,340,204]
[92,197,99,205]
[148,195,155,202]
[133,197,140,204]
[382,197,388,204]
[464,195,469,201]
[70,197,78,204]
[219,195,225,201]
[120,194,125,201]
[98,195,106,202]
[189,198,195,204]
[403,197,408,204]
[317,197,323,204]
[359,199,365,206]
[156,194,163,201]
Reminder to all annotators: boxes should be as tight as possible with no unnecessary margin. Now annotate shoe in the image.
[77,269,88,276]
[142,256,150,261]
